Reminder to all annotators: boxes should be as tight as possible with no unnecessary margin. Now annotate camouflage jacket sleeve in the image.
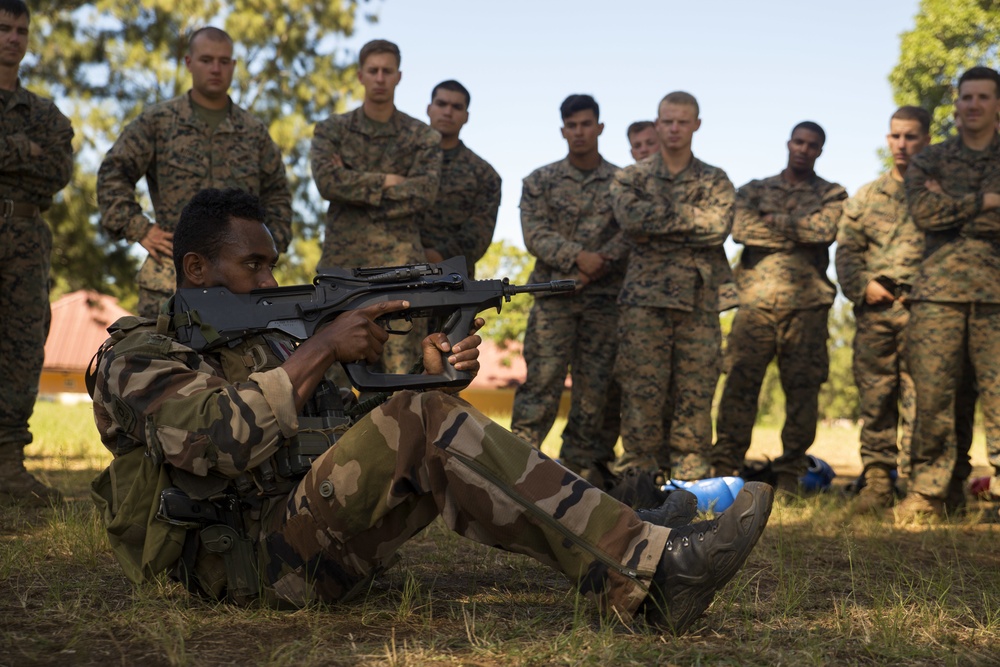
[0,90,74,203]
[97,114,157,244]
[834,183,874,305]
[520,168,581,272]
[733,179,846,248]
[904,146,982,232]
[436,162,501,262]
[611,162,734,247]
[377,132,442,222]
[257,131,293,254]
[93,331,299,478]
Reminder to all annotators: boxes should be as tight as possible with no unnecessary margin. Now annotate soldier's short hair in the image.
[359,39,401,68]
[791,121,826,146]
[891,106,931,134]
[627,121,654,139]
[173,188,266,283]
[0,0,29,19]
[958,66,1000,98]
[560,94,599,121]
[659,91,699,118]
[187,26,232,54]
[431,80,471,109]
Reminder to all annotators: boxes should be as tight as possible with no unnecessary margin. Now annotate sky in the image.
[336,0,923,249]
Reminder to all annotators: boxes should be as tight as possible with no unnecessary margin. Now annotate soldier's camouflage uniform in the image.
[97,93,293,318]
[0,82,73,459]
[610,154,735,479]
[91,318,670,617]
[511,157,626,474]
[713,173,847,478]
[835,173,921,478]
[311,107,442,374]
[903,135,1000,499]
[415,140,501,278]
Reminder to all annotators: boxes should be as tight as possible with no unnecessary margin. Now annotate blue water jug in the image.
[799,454,836,492]
[662,476,745,512]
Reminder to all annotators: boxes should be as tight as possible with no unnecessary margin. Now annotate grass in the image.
[2,401,999,666]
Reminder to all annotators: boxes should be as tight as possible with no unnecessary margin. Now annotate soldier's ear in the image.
[182,252,208,287]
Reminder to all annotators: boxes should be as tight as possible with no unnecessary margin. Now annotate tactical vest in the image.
[89,312,351,602]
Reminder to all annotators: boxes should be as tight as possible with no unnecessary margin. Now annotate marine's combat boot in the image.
[636,489,699,529]
[853,467,895,514]
[0,445,63,506]
[893,491,944,524]
[944,475,967,516]
[641,481,774,635]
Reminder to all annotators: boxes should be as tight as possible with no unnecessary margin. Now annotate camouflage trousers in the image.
[259,390,669,618]
[0,214,51,449]
[713,307,829,477]
[511,293,620,471]
[138,286,173,320]
[908,301,999,498]
[853,301,914,474]
[614,305,721,480]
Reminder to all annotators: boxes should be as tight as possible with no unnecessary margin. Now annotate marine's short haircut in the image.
[0,0,29,19]
[958,66,1000,98]
[891,106,931,135]
[173,188,266,283]
[791,120,826,146]
[359,39,401,68]
[431,80,471,109]
[658,91,700,118]
[187,26,232,54]
[627,121,655,139]
[560,94,599,121]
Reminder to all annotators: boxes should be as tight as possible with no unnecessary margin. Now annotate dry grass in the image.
[2,402,999,666]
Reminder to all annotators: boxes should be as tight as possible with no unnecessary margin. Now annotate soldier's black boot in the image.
[636,489,699,529]
[641,481,773,635]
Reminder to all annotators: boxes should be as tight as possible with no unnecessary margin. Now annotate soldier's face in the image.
[185,218,279,293]
[359,52,401,104]
[886,118,929,172]
[655,103,700,152]
[427,89,469,139]
[0,12,29,69]
[560,109,603,157]
[185,36,235,101]
[956,79,1000,135]
[629,126,659,162]
[786,128,823,173]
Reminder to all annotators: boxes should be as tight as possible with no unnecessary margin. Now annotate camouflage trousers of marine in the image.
[908,301,999,499]
[713,307,829,478]
[0,214,51,450]
[853,301,914,474]
[259,390,669,618]
[510,293,620,471]
[614,305,721,480]
[138,287,172,320]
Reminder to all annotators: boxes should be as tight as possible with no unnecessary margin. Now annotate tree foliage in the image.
[890,0,1000,140]
[26,0,375,301]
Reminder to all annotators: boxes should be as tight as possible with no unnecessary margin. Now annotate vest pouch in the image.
[90,447,187,584]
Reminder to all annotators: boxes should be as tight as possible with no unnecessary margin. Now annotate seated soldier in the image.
[90,187,774,635]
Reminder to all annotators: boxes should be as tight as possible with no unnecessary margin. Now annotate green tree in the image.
[27,0,376,303]
[475,241,536,346]
[890,0,1000,140]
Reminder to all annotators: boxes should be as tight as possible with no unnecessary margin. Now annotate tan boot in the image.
[893,492,943,524]
[853,468,895,515]
[0,445,63,506]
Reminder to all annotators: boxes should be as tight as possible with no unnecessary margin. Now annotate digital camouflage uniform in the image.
[713,173,847,478]
[415,140,501,278]
[835,174,922,478]
[611,154,735,479]
[311,107,442,374]
[97,93,292,318]
[511,157,627,474]
[91,317,670,618]
[903,135,1000,500]
[0,82,73,472]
